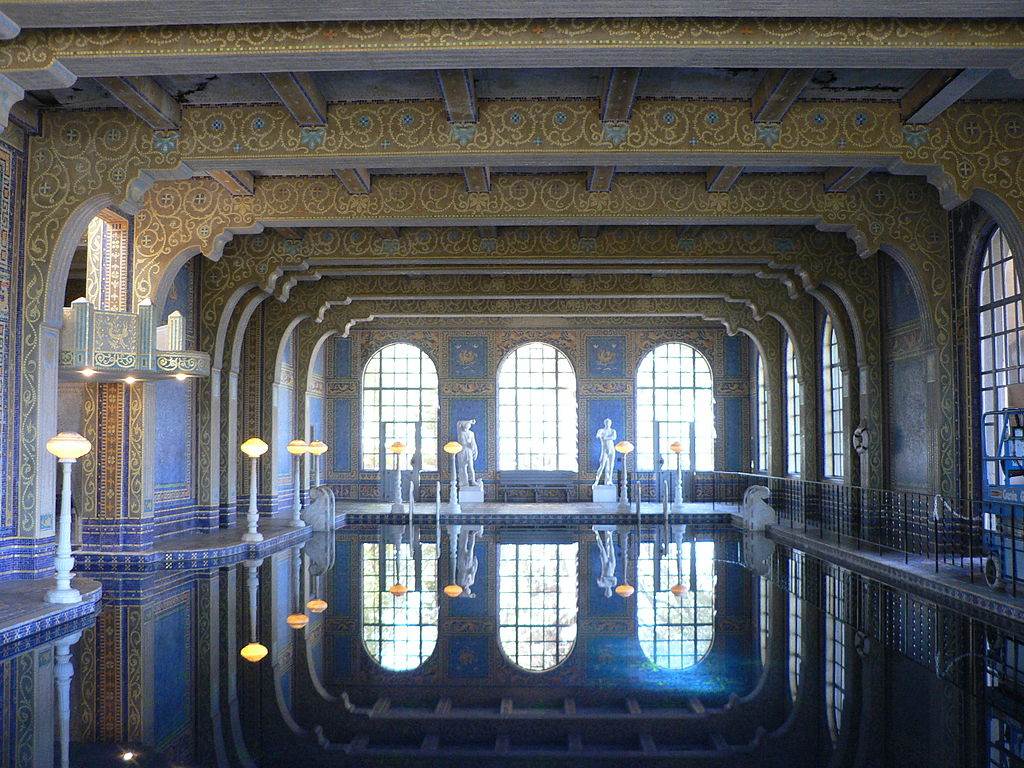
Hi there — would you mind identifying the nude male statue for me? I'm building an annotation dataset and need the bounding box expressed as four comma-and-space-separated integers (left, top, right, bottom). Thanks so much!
593, 418, 617, 487
455, 419, 479, 487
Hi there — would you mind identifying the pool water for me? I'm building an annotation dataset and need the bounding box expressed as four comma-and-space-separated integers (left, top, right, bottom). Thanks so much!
2, 522, 1022, 767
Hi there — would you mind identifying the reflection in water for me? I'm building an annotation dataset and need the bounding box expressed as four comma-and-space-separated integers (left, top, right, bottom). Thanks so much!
498, 542, 578, 671
759, 576, 771, 667
788, 549, 805, 700
361, 538, 438, 671
824, 565, 849, 742
637, 540, 715, 670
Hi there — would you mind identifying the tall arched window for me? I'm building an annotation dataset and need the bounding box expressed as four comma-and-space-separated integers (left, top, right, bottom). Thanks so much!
977, 226, 1023, 487
498, 542, 578, 670
361, 541, 439, 671
822, 317, 845, 479
785, 338, 802, 476
636, 342, 715, 472
637, 540, 715, 670
756, 354, 770, 472
497, 343, 578, 471
788, 550, 804, 702
361, 343, 439, 471
825, 566, 848, 742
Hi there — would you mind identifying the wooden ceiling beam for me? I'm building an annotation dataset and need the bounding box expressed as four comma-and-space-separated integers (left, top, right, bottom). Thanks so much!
599, 67, 641, 122
436, 69, 477, 123
264, 72, 327, 127
209, 169, 255, 196
706, 166, 743, 193
587, 166, 616, 192
751, 69, 814, 123
822, 166, 871, 193
332, 167, 371, 195
900, 68, 991, 124
463, 166, 491, 193
95, 76, 180, 130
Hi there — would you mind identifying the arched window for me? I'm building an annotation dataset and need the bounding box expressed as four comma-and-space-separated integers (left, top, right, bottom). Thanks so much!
637, 540, 715, 670
977, 226, 1023, 487
361, 541, 439, 671
759, 576, 771, 668
497, 343, 578, 471
785, 338, 802, 476
636, 342, 715, 472
361, 343, 439, 471
756, 353, 770, 472
498, 542, 578, 670
788, 550, 805, 702
822, 317, 845, 479
825, 566, 848, 742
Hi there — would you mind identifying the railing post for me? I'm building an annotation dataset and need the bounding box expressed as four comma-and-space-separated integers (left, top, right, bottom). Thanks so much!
1012, 506, 1018, 598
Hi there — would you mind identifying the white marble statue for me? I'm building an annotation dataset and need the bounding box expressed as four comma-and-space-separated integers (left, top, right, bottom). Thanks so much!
455, 419, 479, 487
456, 526, 482, 597
741, 485, 774, 532
593, 527, 617, 597
593, 418, 617, 487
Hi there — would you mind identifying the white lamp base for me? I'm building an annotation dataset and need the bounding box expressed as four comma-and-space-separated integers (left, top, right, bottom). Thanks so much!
592, 484, 617, 503
45, 586, 82, 605
459, 485, 484, 503
390, 502, 406, 514
242, 532, 264, 543
289, 518, 306, 528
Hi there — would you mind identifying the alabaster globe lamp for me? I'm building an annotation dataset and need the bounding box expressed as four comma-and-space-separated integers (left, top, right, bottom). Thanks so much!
443, 440, 463, 514
614, 440, 635, 506
45, 432, 92, 604
240, 437, 269, 543
307, 439, 328, 487
286, 439, 309, 527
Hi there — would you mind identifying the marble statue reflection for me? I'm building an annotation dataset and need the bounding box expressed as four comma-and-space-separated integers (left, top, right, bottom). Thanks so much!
593, 418, 617, 486
593, 527, 617, 597
456, 525, 482, 597
456, 419, 480, 487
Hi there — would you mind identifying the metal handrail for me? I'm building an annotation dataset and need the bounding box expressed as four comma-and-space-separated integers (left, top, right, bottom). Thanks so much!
703, 470, 1023, 595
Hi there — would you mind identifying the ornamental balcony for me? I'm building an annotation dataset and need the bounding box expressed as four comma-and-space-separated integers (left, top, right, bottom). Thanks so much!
58, 298, 210, 382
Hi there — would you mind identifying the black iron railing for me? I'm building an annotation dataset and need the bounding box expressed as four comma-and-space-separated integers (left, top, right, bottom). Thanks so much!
702, 471, 1024, 596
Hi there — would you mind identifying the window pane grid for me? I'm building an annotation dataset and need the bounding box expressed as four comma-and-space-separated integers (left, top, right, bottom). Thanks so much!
498, 543, 579, 670
786, 339, 802, 476
637, 541, 715, 670
636, 343, 715, 472
497, 343, 578, 471
361, 343, 439, 471
361, 542, 439, 671
788, 550, 804, 702
756, 355, 770, 472
759, 576, 771, 668
822, 318, 845, 478
825, 566, 848, 742
977, 227, 1022, 486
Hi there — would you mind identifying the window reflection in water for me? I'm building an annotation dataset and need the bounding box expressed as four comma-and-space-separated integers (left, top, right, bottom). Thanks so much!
637, 540, 715, 670
361, 541, 439, 671
789, 550, 805, 700
825, 565, 849, 741
759, 576, 771, 668
498, 543, 579, 671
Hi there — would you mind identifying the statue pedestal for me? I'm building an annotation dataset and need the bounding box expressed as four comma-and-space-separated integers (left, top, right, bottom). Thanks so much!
592, 484, 617, 503
460, 485, 485, 503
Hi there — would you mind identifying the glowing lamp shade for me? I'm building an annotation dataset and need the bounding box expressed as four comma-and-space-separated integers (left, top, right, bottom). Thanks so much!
614, 583, 635, 598
670, 583, 688, 597
286, 439, 309, 456
240, 642, 268, 663
669, 441, 683, 454
443, 441, 463, 455
388, 441, 406, 454
286, 612, 309, 629
388, 582, 409, 597
240, 437, 269, 459
614, 440, 635, 455
443, 583, 464, 598
306, 598, 328, 613
307, 440, 329, 456
46, 432, 92, 461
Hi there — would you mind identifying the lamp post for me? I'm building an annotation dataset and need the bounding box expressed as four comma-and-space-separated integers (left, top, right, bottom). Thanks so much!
45, 432, 91, 604
240, 437, 268, 543
53, 630, 82, 768
443, 441, 463, 514
615, 440, 634, 507
308, 439, 328, 488
286, 439, 309, 527
670, 440, 685, 513
286, 545, 309, 629
240, 558, 268, 663
388, 441, 406, 513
